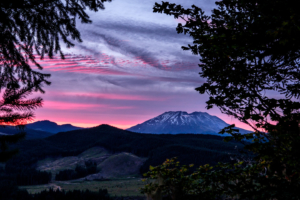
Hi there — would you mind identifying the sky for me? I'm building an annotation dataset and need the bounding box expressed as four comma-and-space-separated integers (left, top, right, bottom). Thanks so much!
31, 0, 254, 131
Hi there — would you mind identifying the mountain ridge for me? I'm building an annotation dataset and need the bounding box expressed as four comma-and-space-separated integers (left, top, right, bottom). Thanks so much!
26, 120, 83, 133
0, 126, 54, 140
127, 111, 252, 135
8, 123, 244, 177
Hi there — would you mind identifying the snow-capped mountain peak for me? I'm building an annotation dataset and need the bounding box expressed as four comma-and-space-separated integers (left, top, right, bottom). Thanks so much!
127, 111, 251, 135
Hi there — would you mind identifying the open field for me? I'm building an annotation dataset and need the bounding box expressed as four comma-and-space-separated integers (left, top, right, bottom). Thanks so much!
20, 178, 148, 197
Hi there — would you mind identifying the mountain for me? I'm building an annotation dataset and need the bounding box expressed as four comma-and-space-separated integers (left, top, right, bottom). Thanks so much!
26, 120, 83, 133
7, 124, 245, 176
127, 111, 252, 135
0, 126, 54, 140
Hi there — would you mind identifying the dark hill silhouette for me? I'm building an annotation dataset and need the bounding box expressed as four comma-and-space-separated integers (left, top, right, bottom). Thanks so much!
0, 126, 53, 140
7, 124, 247, 176
26, 120, 83, 133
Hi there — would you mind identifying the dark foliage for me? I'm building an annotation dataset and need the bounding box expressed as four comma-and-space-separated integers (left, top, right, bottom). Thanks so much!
0, 133, 25, 162
2, 125, 248, 185
154, 0, 300, 130
85, 160, 98, 174
14, 169, 51, 185
32, 188, 111, 200
141, 0, 300, 199
0, 126, 54, 140
112, 197, 145, 200
0, 180, 112, 200
0, 166, 51, 185
0, 0, 111, 162
55, 169, 77, 181
55, 161, 99, 181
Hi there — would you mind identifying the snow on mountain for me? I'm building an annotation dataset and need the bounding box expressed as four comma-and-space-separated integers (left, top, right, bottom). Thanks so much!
127, 111, 251, 135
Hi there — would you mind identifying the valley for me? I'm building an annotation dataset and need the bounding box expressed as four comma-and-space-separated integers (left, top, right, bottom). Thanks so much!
1, 116, 250, 198
18, 147, 149, 197
20, 178, 146, 197
36, 146, 146, 180
3, 144, 151, 197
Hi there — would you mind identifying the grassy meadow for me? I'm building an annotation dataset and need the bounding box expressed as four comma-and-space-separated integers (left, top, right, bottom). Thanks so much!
20, 178, 147, 197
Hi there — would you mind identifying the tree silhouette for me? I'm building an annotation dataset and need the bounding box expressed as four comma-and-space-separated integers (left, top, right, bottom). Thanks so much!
140, 1, 300, 199
0, 0, 111, 162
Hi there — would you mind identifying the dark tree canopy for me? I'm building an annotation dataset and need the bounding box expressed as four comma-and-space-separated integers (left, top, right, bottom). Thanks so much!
154, 0, 300, 133
0, 0, 111, 161
140, 1, 300, 199
0, 0, 111, 125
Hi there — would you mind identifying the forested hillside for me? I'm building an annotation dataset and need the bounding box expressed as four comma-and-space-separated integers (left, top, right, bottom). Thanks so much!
0, 126, 53, 140
1, 124, 246, 185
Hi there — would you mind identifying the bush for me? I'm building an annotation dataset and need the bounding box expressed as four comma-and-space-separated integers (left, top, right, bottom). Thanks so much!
55, 161, 100, 181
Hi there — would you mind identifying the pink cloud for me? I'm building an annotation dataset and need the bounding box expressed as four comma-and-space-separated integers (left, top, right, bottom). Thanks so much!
42, 100, 105, 110
50, 66, 131, 75
34, 53, 199, 74
41, 100, 135, 111
29, 53, 140, 75
51, 92, 169, 101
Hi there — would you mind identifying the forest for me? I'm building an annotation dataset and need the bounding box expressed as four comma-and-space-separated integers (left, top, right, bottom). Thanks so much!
0, 182, 112, 200
55, 161, 99, 181
0, 124, 246, 186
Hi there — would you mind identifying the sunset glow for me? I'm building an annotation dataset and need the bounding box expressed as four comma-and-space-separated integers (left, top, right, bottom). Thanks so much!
23, 0, 256, 132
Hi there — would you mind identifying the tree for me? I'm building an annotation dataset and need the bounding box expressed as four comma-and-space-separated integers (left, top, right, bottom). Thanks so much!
0, 133, 25, 162
0, 0, 111, 162
141, 1, 300, 199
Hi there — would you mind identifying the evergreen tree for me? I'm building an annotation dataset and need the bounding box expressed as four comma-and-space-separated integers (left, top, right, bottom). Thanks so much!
141, 1, 300, 199
0, 133, 25, 162
0, 0, 111, 162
